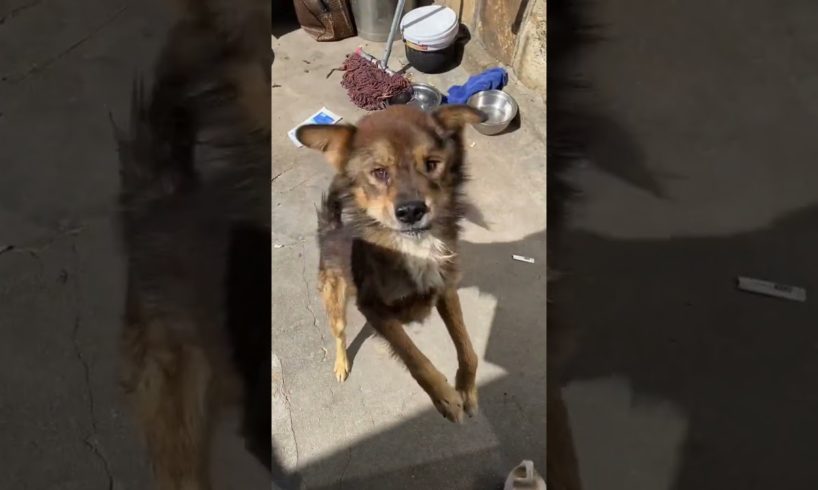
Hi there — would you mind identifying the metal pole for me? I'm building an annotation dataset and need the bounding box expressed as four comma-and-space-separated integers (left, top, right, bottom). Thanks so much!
381, 0, 407, 70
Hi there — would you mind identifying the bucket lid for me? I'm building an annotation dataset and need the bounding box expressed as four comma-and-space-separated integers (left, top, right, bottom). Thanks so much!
400, 6, 458, 44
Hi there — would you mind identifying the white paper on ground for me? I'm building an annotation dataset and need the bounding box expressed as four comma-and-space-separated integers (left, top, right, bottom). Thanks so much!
736, 276, 806, 302
288, 107, 343, 147
512, 254, 535, 264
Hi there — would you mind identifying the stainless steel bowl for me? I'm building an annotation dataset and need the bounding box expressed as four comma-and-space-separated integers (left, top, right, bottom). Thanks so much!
388, 83, 443, 112
467, 89, 518, 135
408, 84, 443, 112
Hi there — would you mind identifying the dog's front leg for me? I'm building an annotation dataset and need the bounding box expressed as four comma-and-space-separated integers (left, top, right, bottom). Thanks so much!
318, 269, 350, 382
365, 312, 466, 423
436, 288, 479, 416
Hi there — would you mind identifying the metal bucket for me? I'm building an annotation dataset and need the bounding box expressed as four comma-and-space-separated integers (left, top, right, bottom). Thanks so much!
350, 0, 417, 42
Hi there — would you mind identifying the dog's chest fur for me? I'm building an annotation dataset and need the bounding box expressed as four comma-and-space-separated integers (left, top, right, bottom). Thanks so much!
393, 234, 451, 294
350, 232, 454, 310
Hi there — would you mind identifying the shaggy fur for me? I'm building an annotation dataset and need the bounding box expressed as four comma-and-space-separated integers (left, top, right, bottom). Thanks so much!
114, 0, 274, 488
297, 105, 485, 423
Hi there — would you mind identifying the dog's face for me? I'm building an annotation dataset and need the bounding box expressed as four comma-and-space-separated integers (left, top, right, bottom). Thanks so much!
298, 105, 484, 236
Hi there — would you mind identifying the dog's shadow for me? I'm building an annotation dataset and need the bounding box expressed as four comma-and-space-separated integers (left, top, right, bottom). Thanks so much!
347, 322, 376, 371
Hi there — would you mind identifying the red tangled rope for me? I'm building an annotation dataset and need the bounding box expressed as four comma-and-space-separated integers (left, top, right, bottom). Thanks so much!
340, 52, 412, 111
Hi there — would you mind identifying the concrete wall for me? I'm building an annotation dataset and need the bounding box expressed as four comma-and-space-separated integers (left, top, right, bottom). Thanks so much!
511, 0, 546, 92
439, 0, 546, 92
478, 0, 525, 65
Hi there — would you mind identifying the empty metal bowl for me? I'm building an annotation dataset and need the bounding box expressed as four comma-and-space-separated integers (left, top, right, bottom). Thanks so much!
388, 83, 443, 112
467, 89, 518, 135
408, 84, 443, 112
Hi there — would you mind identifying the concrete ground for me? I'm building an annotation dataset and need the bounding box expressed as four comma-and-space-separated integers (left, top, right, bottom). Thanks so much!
9, 0, 815, 488
0, 1, 548, 488
552, 0, 818, 488
0, 1, 164, 488
270, 28, 548, 490
0, 0, 266, 489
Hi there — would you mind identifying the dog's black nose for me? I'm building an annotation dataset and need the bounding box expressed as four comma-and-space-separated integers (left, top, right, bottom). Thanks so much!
395, 201, 428, 224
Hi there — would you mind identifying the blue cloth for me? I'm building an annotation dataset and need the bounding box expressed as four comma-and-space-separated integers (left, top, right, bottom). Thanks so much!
444, 67, 509, 104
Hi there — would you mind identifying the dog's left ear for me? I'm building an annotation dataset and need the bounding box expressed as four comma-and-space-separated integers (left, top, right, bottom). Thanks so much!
296, 124, 356, 171
433, 105, 487, 133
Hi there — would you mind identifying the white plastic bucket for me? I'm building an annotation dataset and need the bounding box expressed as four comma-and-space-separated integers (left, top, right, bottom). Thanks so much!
400, 5, 459, 52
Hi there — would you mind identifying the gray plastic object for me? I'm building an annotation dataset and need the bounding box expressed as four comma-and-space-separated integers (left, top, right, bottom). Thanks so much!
504, 460, 547, 490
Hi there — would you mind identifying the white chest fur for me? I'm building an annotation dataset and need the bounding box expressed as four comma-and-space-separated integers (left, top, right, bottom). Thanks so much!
393, 234, 454, 293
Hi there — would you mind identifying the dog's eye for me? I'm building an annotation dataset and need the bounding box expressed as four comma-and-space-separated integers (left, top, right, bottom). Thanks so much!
371, 167, 389, 182
425, 158, 441, 173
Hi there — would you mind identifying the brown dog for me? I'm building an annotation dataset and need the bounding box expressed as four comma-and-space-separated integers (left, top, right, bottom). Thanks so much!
297, 105, 485, 422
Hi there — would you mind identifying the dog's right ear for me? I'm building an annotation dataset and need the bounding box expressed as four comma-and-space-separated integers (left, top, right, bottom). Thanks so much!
433, 105, 487, 132
296, 125, 356, 171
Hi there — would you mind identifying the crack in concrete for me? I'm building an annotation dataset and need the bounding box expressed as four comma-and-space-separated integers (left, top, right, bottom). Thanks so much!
355, 388, 377, 427
282, 178, 310, 193
364, 402, 376, 427
299, 242, 324, 343
398, 392, 417, 416
271, 164, 297, 183
0, 225, 84, 261
72, 315, 116, 490
0, 0, 44, 25
9, 4, 129, 83
69, 241, 116, 490
504, 392, 536, 429
278, 364, 301, 470
338, 447, 353, 489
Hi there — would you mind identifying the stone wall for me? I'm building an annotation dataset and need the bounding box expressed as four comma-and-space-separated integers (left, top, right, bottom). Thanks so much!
511, 0, 546, 92
438, 0, 546, 92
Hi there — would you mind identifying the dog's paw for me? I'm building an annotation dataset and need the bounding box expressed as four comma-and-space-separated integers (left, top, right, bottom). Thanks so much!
432, 384, 465, 423
458, 385, 479, 417
334, 355, 350, 382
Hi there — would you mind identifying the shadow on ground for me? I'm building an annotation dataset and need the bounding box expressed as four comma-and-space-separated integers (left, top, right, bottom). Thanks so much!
272, 1, 300, 39
545, 0, 660, 233
271, 229, 548, 490
551, 204, 818, 489
546, 0, 818, 487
